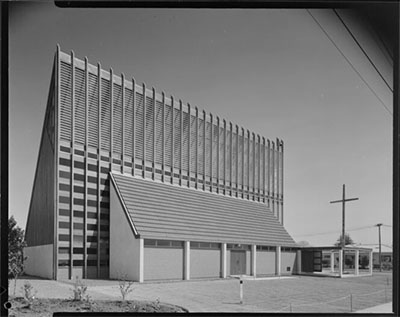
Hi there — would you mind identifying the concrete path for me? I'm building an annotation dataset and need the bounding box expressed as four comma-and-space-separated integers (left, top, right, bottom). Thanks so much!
355, 302, 392, 313
9, 273, 393, 313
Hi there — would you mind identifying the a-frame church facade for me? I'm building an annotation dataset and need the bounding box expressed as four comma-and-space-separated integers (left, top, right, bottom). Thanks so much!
24, 46, 299, 281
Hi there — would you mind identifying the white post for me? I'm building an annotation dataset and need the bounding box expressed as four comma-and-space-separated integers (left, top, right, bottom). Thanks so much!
239, 277, 243, 304
276, 246, 281, 276
331, 251, 335, 273
184, 241, 190, 280
338, 249, 343, 278
221, 243, 227, 278
355, 250, 359, 276
251, 245, 256, 277
369, 250, 373, 275
296, 250, 302, 274
139, 238, 144, 283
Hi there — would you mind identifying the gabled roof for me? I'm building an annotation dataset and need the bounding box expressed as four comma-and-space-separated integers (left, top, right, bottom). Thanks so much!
110, 172, 297, 247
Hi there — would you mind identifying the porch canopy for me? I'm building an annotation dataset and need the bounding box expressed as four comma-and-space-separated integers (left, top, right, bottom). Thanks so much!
300, 245, 373, 278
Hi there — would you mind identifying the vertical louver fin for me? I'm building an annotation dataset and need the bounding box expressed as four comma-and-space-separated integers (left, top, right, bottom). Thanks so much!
135, 92, 144, 161
190, 115, 196, 172
244, 136, 249, 191
88, 73, 99, 148
254, 136, 260, 192
205, 121, 211, 178
182, 110, 190, 173
219, 127, 224, 181
145, 96, 154, 162
249, 138, 253, 193
231, 130, 237, 188
226, 129, 231, 184
113, 83, 123, 154
100, 78, 111, 151
238, 134, 243, 188
74, 67, 86, 145
164, 103, 172, 167
211, 124, 218, 183
155, 100, 163, 165
60, 61, 72, 141
173, 106, 181, 170
198, 118, 204, 176
124, 87, 133, 157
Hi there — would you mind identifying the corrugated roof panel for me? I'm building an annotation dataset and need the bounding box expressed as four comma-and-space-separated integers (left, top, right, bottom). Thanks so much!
111, 173, 296, 247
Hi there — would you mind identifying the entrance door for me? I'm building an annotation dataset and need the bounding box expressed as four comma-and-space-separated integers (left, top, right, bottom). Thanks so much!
301, 250, 314, 273
301, 250, 323, 273
230, 250, 246, 275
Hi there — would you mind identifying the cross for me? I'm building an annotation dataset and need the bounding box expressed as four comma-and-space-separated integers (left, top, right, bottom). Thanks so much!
330, 184, 359, 248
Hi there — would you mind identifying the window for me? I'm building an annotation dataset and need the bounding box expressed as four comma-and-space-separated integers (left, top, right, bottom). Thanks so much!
144, 239, 183, 248
190, 241, 221, 249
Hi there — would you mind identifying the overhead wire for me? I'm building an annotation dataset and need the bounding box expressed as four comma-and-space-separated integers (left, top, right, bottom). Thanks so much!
365, 16, 393, 66
333, 9, 393, 93
293, 223, 391, 238
306, 9, 393, 117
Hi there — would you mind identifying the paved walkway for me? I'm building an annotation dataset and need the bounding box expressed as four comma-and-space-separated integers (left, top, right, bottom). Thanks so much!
355, 302, 392, 313
9, 273, 393, 313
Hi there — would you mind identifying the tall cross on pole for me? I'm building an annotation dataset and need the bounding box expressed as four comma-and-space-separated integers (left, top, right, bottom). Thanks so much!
330, 184, 359, 248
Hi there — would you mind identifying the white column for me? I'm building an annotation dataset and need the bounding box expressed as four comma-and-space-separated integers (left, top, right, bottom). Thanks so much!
331, 251, 335, 273
251, 245, 256, 277
139, 238, 144, 283
184, 241, 190, 280
355, 250, 359, 276
296, 250, 302, 274
369, 250, 373, 275
275, 246, 281, 276
221, 243, 227, 278
338, 249, 343, 278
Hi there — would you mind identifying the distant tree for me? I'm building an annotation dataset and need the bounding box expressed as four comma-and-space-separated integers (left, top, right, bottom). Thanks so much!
297, 241, 311, 247
334, 233, 354, 247
9, 215, 27, 296
360, 255, 369, 269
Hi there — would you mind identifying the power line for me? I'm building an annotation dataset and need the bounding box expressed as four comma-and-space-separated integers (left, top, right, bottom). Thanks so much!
306, 9, 393, 117
365, 15, 393, 67
293, 224, 375, 238
333, 9, 393, 93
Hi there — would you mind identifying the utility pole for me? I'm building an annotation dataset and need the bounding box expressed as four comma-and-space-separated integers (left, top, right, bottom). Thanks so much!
330, 184, 359, 271
376, 223, 383, 272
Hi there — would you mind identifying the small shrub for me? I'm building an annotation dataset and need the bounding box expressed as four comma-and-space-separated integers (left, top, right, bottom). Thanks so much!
71, 276, 89, 302
118, 275, 134, 301
21, 281, 37, 308
8, 216, 27, 297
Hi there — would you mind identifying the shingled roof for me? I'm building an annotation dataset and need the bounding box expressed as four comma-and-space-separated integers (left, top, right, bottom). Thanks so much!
110, 172, 297, 247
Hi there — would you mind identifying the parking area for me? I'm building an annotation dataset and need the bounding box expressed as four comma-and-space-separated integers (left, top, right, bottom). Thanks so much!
9, 272, 392, 313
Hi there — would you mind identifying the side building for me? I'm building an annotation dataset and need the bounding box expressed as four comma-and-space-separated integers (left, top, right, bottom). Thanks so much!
24, 46, 298, 281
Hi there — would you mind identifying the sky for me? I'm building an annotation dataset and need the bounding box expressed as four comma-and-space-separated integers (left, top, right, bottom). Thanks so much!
9, 3, 393, 247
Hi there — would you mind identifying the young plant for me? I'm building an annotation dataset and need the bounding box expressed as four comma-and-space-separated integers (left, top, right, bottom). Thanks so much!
71, 276, 89, 302
118, 275, 134, 301
21, 281, 37, 308
8, 216, 27, 297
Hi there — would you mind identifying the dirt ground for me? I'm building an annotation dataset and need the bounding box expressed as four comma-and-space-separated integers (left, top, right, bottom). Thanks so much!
9, 297, 188, 316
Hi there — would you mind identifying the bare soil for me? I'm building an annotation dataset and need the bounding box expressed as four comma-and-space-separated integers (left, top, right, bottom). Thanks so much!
9, 297, 188, 316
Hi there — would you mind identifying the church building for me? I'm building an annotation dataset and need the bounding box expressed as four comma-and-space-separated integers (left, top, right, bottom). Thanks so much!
24, 46, 298, 281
